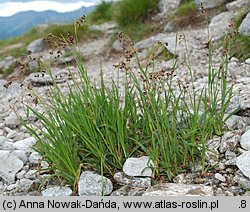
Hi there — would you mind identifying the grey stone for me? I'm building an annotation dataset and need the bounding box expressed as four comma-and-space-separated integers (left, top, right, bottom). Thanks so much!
225, 158, 237, 166
135, 34, 184, 55
239, 12, 250, 36
89, 22, 116, 34
0, 139, 14, 151
240, 129, 250, 150
163, 22, 176, 33
228, 61, 239, 76
239, 96, 250, 114
205, 137, 221, 166
42, 186, 72, 196
114, 172, 151, 188
173, 174, 195, 184
13, 137, 36, 152
246, 58, 250, 64
4, 111, 21, 128
225, 150, 237, 166
226, 0, 250, 11
0, 182, 6, 192
0, 81, 20, 102
27, 38, 44, 53
143, 183, 213, 196
127, 187, 146, 196
0, 56, 15, 71
191, 162, 204, 172
29, 152, 42, 164
123, 156, 154, 177
11, 150, 28, 163
225, 150, 237, 160
158, 0, 181, 16
110, 186, 130, 196
0, 150, 24, 183
225, 115, 244, 130
111, 186, 146, 196
205, 149, 219, 166
194, 0, 227, 9
219, 130, 241, 153
216, 162, 226, 171
17, 179, 34, 191
16, 170, 26, 179
6, 129, 18, 140
24, 170, 38, 180
226, 168, 235, 174
238, 147, 248, 154
206, 136, 221, 150
7, 184, 17, 191
25, 69, 68, 86
112, 40, 123, 52
236, 151, 250, 179
209, 12, 236, 41
215, 173, 226, 182
234, 173, 250, 189
230, 57, 239, 62
78, 171, 113, 196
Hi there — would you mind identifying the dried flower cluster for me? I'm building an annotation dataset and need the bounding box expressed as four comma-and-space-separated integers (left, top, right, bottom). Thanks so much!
75, 15, 87, 29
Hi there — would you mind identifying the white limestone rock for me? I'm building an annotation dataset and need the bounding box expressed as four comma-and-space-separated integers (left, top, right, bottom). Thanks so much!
123, 156, 154, 177
0, 150, 24, 183
78, 171, 113, 196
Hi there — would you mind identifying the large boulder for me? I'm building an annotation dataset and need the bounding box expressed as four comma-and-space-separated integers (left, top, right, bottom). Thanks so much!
158, 0, 181, 17
239, 12, 250, 36
27, 38, 44, 53
209, 12, 237, 41
226, 0, 250, 11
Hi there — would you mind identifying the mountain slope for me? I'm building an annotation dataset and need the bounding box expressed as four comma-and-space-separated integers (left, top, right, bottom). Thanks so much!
0, 6, 95, 39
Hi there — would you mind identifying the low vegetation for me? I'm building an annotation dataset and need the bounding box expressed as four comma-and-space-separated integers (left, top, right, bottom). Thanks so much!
0, 0, 160, 61
87, 0, 113, 24
115, 0, 159, 27
222, 10, 250, 61
0, 23, 101, 60
19, 17, 236, 192
175, 1, 197, 17
1, 0, 248, 194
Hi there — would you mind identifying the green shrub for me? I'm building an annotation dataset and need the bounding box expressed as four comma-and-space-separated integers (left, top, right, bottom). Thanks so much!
88, 0, 114, 24
115, 0, 159, 27
176, 1, 197, 17
224, 34, 250, 62
222, 10, 250, 61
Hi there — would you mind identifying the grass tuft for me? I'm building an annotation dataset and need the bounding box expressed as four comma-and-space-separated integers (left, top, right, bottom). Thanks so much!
115, 0, 159, 27
19, 23, 236, 190
176, 1, 197, 17
88, 0, 114, 24
222, 10, 250, 61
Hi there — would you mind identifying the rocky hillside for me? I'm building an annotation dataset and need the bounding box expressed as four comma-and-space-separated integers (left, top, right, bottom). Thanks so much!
0, 6, 95, 39
0, 0, 250, 196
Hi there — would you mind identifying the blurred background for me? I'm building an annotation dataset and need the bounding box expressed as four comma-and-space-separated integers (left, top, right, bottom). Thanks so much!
0, 0, 102, 39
